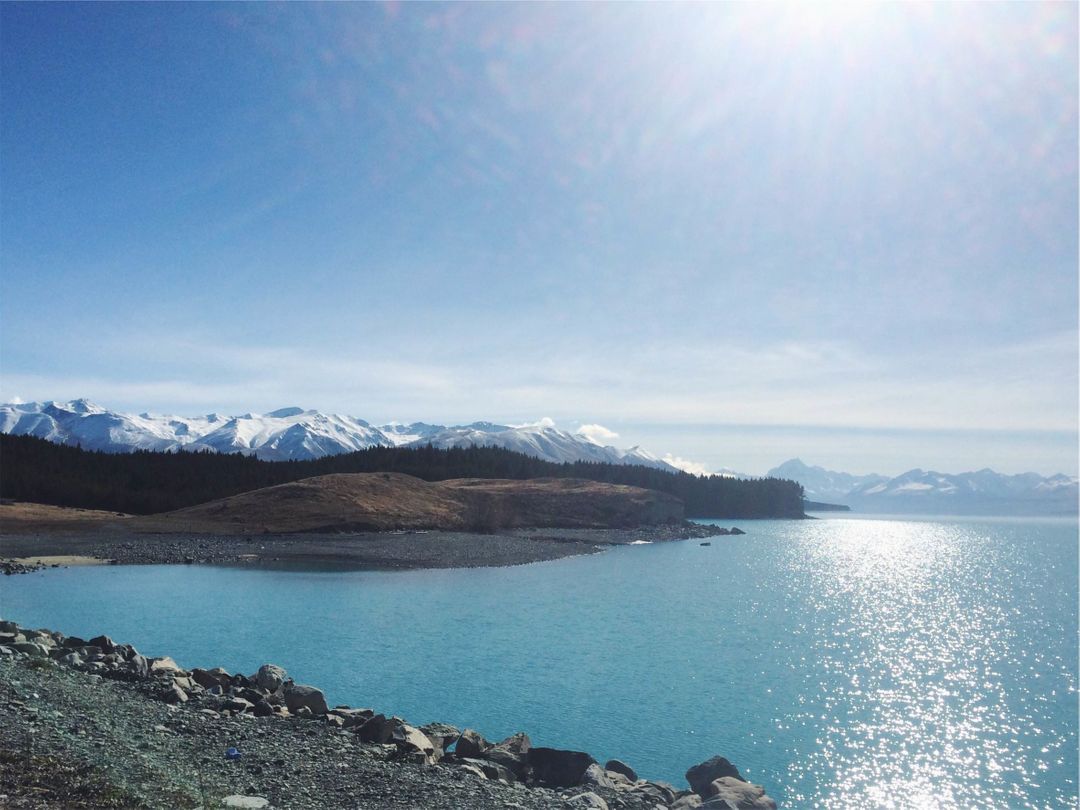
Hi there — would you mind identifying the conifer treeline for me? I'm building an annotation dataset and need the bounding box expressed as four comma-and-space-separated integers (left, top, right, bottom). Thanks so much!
0, 434, 805, 519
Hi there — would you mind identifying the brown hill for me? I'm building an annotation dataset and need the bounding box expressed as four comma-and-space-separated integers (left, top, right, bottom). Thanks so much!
128, 473, 683, 534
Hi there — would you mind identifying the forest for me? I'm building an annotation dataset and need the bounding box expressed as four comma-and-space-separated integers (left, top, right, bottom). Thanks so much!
0, 434, 805, 519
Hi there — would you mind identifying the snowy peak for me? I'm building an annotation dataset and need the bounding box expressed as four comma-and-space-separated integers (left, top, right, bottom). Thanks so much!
1, 400, 678, 470
768, 458, 888, 501
773, 458, 1078, 516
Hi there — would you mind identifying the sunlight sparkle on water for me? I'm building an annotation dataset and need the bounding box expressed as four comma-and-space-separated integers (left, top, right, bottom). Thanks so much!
782, 519, 1077, 808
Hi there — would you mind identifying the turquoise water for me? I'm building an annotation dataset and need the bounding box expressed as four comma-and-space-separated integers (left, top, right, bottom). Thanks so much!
2, 515, 1077, 808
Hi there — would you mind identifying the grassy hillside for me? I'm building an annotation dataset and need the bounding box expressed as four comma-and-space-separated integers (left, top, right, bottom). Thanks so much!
0, 434, 805, 519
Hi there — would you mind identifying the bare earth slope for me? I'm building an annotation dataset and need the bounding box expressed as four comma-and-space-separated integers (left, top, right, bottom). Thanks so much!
128, 473, 684, 534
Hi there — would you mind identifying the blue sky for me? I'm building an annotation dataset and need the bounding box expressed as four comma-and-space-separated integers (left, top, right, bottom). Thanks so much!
1, 2, 1076, 476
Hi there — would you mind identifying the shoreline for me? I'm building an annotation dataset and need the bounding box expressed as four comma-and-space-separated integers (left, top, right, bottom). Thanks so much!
0, 619, 777, 809
1, 523, 730, 574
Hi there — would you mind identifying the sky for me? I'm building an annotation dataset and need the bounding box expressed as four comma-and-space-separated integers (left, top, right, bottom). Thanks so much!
1, 2, 1076, 477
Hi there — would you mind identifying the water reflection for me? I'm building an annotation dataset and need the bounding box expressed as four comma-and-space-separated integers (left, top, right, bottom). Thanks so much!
784, 519, 1077, 808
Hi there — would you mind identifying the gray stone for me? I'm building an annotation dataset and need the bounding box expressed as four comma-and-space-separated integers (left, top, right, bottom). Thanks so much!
162, 684, 188, 704
454, 728, 491, 758
88, 635, 117, 654
527, 747, 597, 787
686, 755, 743, 797
255, 663, 287, 693
191, 667, 231, 689
703, 777, 776, 810
582, 763, 615, 790
566, 792, 608, 809
223, 697, 254, 713
671, 796, 704, 810
605, 759, 638, 782
283, 683, 328, 716
11, 642, 48, 658
355, 714, 397, 744
392, 723, 437, 764
221, 797, 269, 809
485, 732, 531, 776
149, 656, 182, 674
457, 757, 516, 783
419, 722, 460, 758
0, 620, 18, 634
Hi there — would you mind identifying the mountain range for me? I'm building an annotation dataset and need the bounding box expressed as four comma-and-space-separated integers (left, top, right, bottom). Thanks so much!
0, 399, 677, 471
3, 400, 1075, 516
767, 458, 1078, 516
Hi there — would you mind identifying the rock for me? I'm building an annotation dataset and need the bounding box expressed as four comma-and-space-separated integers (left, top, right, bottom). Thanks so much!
162, 684, 188, 704
252, 700, 274, 717
566, 792, 608, 809
671, 795, 704, 809
329, 707, 374, 729
605, 759, 637, 782
355, 714, 396, 744
527, 747, 598, 787
686, 755, 743, 797
0, 620, 18, 634
703, 777, 776, 809
223, 697, 254, 714
127, 654, 149, 679
88, 635, 117, 654
730, 527, 745, 535
11, 642, 48, 658
62, 636, 87, 649
454, 728, 491, 758
192, 667, 232, 689
457, 757, 516, 783
484, 732, 531, 776
456, 762, 487, 780
582, 763, 615, 790
255, 663, 287, 692
283, 684, 328, 716
392, 723, 437, 764
631, 781, 677, 804
149, 656, 182, 674
419, 722, 460, 758
221, 795, 269, 808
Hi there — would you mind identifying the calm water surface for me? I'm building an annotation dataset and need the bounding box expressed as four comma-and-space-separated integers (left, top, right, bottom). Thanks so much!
2, 515, 1076, 808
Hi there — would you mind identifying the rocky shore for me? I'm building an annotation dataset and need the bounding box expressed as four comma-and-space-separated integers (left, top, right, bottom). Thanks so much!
0, 619, 776, 809
1, 522, 729, 573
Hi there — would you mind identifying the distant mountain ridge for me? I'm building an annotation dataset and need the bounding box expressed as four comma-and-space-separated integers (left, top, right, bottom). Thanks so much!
767, 458, 1078, 516
0, 400, 679, 472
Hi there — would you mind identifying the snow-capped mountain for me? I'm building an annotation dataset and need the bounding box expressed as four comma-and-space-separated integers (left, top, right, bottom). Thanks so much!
769, 458, 1078, 516
0, 400, 677, 470
767, 458, 888, 501
384, 421, 676, 471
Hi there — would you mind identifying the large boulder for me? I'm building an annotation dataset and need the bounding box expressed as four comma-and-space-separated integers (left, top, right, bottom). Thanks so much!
484, 732, 531, 777
192, 668, 232, 689
703, 777, 776, 809
686, 755, 743, 797
11, 642, 48, 658
456, 757, 516, 784
454, 728, 491, 759
528, 747, 598, 787
392, 723, 437, 764
604, 759, 637, 782
283, 684, 328, 716
255, 664, 287, 693
419, 723, 460, 759
149, 656, 182, 674
582, 763, 615, 790
355, 714, 402, 744
88, 635, 117, 654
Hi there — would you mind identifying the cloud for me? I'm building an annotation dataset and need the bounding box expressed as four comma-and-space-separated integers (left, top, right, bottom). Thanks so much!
662, 454, 713, 476
574, 423, 619, 445
510, 417, 556, 429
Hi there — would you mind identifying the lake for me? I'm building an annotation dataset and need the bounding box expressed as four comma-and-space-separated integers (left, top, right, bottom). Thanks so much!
2, 515, 1076, 808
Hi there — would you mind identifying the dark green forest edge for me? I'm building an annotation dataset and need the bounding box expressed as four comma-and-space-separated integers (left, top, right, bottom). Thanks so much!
0, 434, 805, 519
